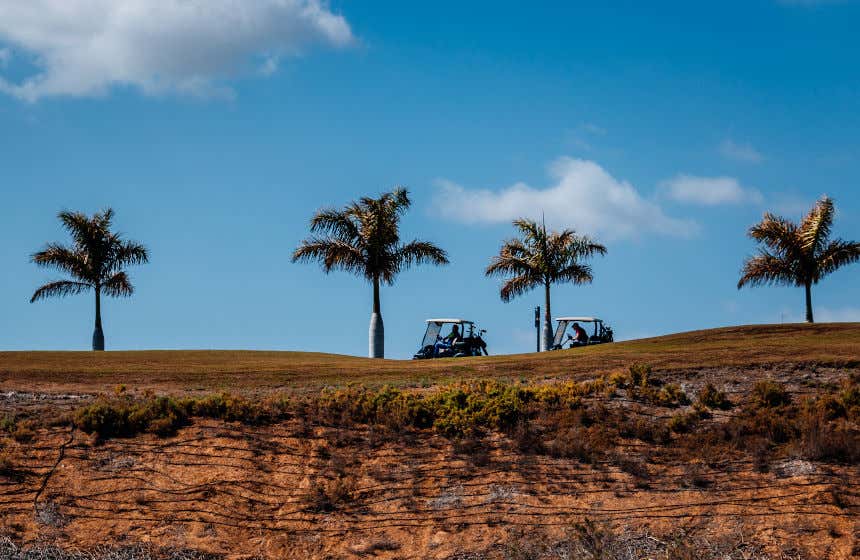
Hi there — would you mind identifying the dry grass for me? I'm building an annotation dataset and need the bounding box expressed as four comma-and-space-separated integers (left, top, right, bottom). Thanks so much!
1, 323, 858, 397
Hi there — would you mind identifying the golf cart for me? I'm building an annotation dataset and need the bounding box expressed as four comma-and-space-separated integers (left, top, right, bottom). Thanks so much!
551, 317, 613, 350
413, 318, 489, 359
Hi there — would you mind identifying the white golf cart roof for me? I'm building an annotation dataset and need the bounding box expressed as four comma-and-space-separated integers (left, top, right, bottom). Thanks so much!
555, 316, 602, 322
425, 318, 474, 324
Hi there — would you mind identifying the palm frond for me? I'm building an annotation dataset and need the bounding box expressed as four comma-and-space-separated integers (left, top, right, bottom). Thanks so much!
554, 263, 594, 285
485, 251, 537, 278
57, 210, 95, 249
108, 238, 149, 272
30, 280, 92, 303
395, 240, 449, 269
568, 236, 608, 259
748, 213, 800, 257
31, 244, 91, 280
102, 271, 135, 297
389, 187, 411, 216
292, 238, 368, 276
500, 274, 541, 302
815, 239, 860, 279
737, 251, 799, 288
310, 208, 360, 242
800, 196, 834, 255
512, 218, 542, 244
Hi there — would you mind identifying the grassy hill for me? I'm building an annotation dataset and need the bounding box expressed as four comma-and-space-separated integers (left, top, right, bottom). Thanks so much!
1, 323, 858, 396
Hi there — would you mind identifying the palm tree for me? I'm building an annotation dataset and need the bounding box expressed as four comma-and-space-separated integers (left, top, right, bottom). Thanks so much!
30, 208, 149, 351
486, 218, 607, 351
293, 188, 449, 358
738, 196, 859, 323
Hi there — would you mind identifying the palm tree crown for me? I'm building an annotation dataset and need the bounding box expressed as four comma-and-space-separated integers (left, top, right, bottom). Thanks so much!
30, 208, 149, 350
738, 196, 860, 323
486, 218, 606, 350
292, 188, 448, 357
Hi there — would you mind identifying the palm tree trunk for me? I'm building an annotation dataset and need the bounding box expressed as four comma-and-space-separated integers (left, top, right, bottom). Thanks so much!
93, 286, 105, 351
804, 281, 814, 324
369, 276, 384, 358
542, 282, 553, 351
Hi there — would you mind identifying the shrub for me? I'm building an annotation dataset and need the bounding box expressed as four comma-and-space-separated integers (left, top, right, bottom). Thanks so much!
697, 383, 732, 410
724, 406, 797, 445
75, 395, 187, 438
798, 408, 860, 464
628, 364, 651, 388
0, 415, 15, 433
752, 380, 790, 408
668, 410, 701, 434
547, 425, 610, 463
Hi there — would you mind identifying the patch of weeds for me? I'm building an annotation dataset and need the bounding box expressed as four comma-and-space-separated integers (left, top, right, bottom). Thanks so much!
305, 475, 356, 513
628, 364, 651, 388
668, 409, 703, 434
752, 380, 791, 408
797, 407, 860, 463
697, 383, 733, 410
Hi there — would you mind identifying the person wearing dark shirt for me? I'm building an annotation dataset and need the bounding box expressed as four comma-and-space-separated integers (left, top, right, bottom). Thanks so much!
570, 322, 589, 345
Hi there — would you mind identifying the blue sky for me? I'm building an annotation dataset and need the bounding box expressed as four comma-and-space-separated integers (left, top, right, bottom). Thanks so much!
1, 0, 858, 357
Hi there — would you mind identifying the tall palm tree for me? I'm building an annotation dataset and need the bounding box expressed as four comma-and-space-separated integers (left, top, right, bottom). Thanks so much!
738, 196, 859, 323
30, 208, 149, 351
293, 188, 449, 358
486, 218, 607, 351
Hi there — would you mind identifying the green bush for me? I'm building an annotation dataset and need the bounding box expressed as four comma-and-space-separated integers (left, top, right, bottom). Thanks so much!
75, 395, 188, 438
628, 364, 651, 388
697, 383, 732, 410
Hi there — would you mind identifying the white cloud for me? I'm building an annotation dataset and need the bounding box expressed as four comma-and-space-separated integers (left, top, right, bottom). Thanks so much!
720, 139, 764, 163
659, 175, 763, 206
434, 157, 696, 241
0, 0, 353, 101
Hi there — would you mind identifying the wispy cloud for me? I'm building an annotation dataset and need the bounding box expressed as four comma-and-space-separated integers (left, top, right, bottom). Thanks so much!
0, 0, 354, 101
771, 193, 813, 217
818, 307, 860, 322
434, 157, 696, 241
779, 306, 860, 323
659, 175, 763, 206
720, 139, 764, 164
0, 47, 10, 67
564, 123, 607, 151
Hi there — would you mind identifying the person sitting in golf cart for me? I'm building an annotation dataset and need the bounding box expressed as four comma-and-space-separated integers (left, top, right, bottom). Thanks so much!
434, 324, 462, 357
570, 322, 589, 345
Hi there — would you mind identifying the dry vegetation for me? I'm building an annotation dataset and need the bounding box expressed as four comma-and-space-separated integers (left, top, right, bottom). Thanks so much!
1, 324, 859, 559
